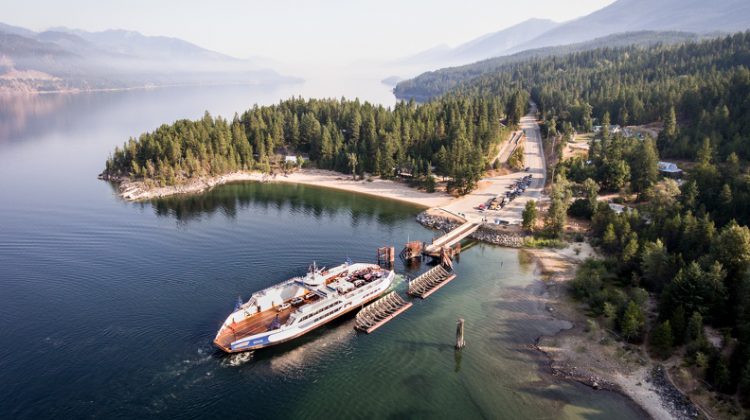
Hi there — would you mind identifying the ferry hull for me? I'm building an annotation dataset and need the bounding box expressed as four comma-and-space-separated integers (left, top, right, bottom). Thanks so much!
215, 289, 387, 353
214, 265, 394, 353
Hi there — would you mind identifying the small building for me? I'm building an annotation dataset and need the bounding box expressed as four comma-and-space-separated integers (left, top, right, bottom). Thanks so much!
284, 155, 307, 164
608, 203, 628, 214
592, 124, 621, 134
658, 161, 682, 178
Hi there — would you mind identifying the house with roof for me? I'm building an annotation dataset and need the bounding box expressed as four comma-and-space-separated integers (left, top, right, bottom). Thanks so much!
658, 161, 682, 178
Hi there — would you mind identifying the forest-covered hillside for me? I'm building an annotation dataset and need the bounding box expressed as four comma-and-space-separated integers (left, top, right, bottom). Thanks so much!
401, 32, 750, 162
103, 95, 522, 194
394, 31, 714, 101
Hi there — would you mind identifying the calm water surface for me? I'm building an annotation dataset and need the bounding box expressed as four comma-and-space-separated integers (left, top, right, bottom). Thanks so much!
0, 82, 644, 418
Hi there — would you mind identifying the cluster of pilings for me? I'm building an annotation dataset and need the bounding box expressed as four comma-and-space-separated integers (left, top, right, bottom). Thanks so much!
354, 291, 413, 334
377, 246, 395, 268
407, 264, 456, 299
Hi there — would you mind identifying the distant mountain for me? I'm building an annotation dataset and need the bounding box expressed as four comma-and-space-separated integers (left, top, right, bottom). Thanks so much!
0, 32, 73, 58
0, 22, 36, 38
49, 27, 235, 61
394, 31, 716, 101
450, 18, 558, 63
400, 0, 750, 70
510, 0, 750, 53
400, 18, 558, 67
0, 22, 298, 94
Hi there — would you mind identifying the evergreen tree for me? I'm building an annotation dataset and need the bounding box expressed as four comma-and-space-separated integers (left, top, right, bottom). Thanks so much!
686, 311, 704, 343
670, 305, 687, 346
631, 137, 659, 194
621, 300, 645, 342
522, 200, 537, 232
650, 320, 674, 359
583, 178, 599, 213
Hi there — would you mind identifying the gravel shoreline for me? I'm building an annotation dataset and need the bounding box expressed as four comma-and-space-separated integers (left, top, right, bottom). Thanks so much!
99, 170, 454, 208
526, 248, 701, 420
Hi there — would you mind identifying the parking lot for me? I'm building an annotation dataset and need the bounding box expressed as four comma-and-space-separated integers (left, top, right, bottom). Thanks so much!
442, 108, 546, 225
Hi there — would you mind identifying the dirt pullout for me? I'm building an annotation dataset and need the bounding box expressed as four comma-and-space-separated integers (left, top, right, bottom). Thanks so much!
526, 244, 698, 420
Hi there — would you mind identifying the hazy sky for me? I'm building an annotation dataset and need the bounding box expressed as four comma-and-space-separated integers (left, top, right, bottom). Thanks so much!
3, 0, 615, 64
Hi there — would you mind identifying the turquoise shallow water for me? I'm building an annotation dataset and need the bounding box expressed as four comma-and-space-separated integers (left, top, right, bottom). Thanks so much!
0, 86, 645, 419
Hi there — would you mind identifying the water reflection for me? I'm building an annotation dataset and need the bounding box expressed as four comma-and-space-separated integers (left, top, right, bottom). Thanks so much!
0, 93, 76, 142
146, 181, 423, 226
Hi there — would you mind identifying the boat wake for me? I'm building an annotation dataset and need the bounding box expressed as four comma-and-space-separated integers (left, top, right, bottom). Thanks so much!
387, 274, 407, 292
223, 351, 255, 367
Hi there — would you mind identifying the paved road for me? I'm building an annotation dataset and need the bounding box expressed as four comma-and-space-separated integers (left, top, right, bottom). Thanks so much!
443, 106, 546, 225
496, 130, 522, 164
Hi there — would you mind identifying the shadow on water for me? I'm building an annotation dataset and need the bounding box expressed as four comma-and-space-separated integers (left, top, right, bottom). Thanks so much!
146, 181, 422, 226
454, 348, 463, 372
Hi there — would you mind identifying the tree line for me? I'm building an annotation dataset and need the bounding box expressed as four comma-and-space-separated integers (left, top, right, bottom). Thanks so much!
443, 32, 750, 162
104, 95, 520, 194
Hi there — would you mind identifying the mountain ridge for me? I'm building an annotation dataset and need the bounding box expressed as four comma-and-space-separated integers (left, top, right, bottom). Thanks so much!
510, 0, 750, 53
400, 18, 558, 67
401, 0, 750, 69
0, 22, 296, 94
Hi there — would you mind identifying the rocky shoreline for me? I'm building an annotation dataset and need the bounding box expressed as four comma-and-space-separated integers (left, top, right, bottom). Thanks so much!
541, 349, 620, 392
98, 172, 251, 201
540, 352, 700, 420
650, 366, 701, 419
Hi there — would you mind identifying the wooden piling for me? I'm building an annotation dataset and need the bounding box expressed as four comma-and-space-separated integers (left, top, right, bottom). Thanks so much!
377, 246, 395, 267
456, 318, 465, 349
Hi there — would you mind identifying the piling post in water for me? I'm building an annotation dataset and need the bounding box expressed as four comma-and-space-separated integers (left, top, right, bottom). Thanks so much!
377, 246, 396, 268
455, 318, 465, 349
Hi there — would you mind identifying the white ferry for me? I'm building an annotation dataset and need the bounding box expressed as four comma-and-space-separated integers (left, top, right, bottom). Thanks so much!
214, 261, 395, 353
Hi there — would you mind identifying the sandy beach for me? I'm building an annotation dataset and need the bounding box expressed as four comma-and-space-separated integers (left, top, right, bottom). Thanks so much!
112, 169, 454, 208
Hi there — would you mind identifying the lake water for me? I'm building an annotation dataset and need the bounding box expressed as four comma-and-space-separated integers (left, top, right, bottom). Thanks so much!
0, 80, 644, 418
